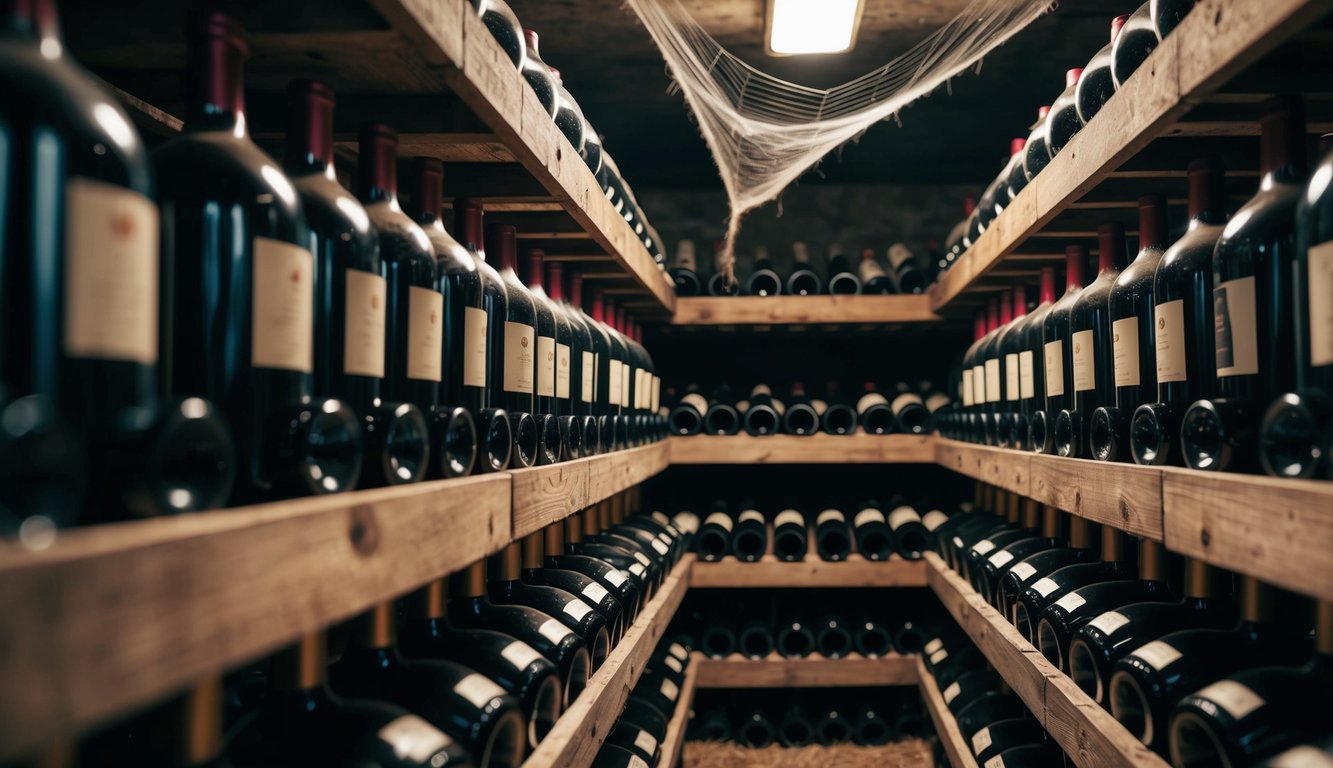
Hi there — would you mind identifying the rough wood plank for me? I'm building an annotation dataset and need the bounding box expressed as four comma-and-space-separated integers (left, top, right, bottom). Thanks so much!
658, 658, 698, 768
694, 652, 919, 689
0, 475, 512, 761
1046, 674, 1170, 768
670, 295, 940, 326
521, 556, 693, 768
690, 554, 927, 589
1162, 468, 1333, 602
585, 443, 669, 507
668, 434, 936, 465
918, 659, 981, 768
934, 439, 1031, 495
1029, 456, 1164, 542
511, 459, 592, 541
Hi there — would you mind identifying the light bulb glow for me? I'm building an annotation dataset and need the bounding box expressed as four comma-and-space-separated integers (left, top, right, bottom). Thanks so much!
767, 0, 863, 56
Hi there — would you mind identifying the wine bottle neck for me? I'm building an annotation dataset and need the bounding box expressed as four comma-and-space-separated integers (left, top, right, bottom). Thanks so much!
413, 578, 449, 620
350, 602, 396, 650
1038, 267, 1057, 304
186, 13, 250, 135
570, 274, 585, 310
522, 534, 545, 569
1139, 539, 1164, 581
272, 633, 327, 691
1065, 247, 1086, 291
1137, 196, 1167, 251
527, 251, 545, 290
496, 543, 522, 581
2, 0, 61, 45
408, 158, 445, 225
356, 124, 400, 206
284, 80, 336, 176
547, 263, 565, 301
455, 562, 487, 599
1097, 223, 1125, 273
488, 223, 520, 273
1240, 577, 1275, 624
454, 200, 485, 255
1187, 158, 1228, 226
178, 677, 223, 765
1260, 96, 1307, 186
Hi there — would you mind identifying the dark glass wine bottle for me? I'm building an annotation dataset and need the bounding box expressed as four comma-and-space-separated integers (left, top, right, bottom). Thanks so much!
779, 706, 815, 746
1047, 67, 1085, 156
1112, 2, 1160, 88
980, 296, 1010, 445
1022, 106, 1054, 183
1132, 158, 1228, 466
959, 311, 989, 442
777, 614, 816, 658
853, 616, 894, 658
1077, 16, 1128, 125
1014, 527, 1137, 644
555, 513, 645, 622
697, 501, 733, 562
669, 239, 701, 296
772, 507, 809, 561
743, 384, 784, 436
785, 241, 823, 295
825, 243, 861, 294
888, 503, 931, 560
969, 717, 1047, 764
488, 223, 540, 467
744, 246, 782, 296
490, 539, 615, 660
568, 273, 610, 450
1151, 0, 1194, 37
997, 285, 1029, 446
857, 382, 895, 435
546, 263, 599, 453
524, 248, 567, 462
890, 383, 931, 435
858, 249, 894, 294
519, 29, 557, 116
1093, 195, 1168, 462
1032, 246, 1086, 453
820, 381, 858, 435
155, 12, 360, 501
591, 290, 626, 449
471, 0, 524, 67
852, 500, 893, 561
815, 507, 852, 561
731, 501, 768, 562
1015, 268, 1057, 450
782, 382, 820, 435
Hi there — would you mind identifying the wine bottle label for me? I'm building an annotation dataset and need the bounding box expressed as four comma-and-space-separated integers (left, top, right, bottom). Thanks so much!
563, 599, 593, 621
924, 638, 945, 655
406, 286, 444, 382
891, 392, 924, 413
988, 550, 1015, 569
861, 258, 889, 281
251, 238, 314, 372
971, 539, 996, 556
1010, 562, 1038, 582
1194, 679, 1265, 719
580, 350, 596, 402
971, 726, 993, 756
628, 756, 649, 768
985, 358, 1001, 402
942, 681, 962, 704
817, 509, 846, 526
1072, 330, 1096, 391
1031, 577, 1060, 597
453, 673, 506, 708
582, 582, 609, 603
663, 655, 683, 674
926, 392, 950, 412
502, 321, 535, 394
535, 335, 556, 397
629, 562, 647, 577
1112, 316, 1140, 387
962, 370, 975, 407
1310, 241, 1333, 366
669, 642, 689, 661
930, 648, 949, 664
973, 363, 987, 404
538, 618, 574, 645
660, 678, 680, 702
609, 359, 623, 406
500, 641, 544, 670
775, 509, 805, 528
771, 398, 785, 416
752, 384, 772, 397
1044, 339, 1066, 396
1130, 639, 1181, 670
857, 392, 889, 412
704, 512, 734, 532
984, 755, 1006, 768
952, 536, 965, 550
1019, 350, 1036, 399
635, 730, 659, 756
651, 538, 670, 556
1054, 591, 1087, 613
1269, 746, 1333, 768
1214, 275, 1259, 377
1154, 300, 1188, 383
1088, 610, 1131, 636
737, 509, 764, 525
652, 376, 662, 413
639, 369, 650, 409
1005, 353, 1020, 400
680, 393, 709, 413
652, 511, 672, 526
64, 178, 159, 364
463, 306, 487, 387
343, 269, 387, 378
377, 715, 455, 762
604, 569, 629, 587
923, 509, 949, 531
632, 551, 652, 566
855, 508, 886, 527
556, 343, 571, 399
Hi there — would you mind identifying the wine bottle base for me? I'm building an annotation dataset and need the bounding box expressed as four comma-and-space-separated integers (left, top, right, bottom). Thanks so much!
1131, 402, 1179, 466
429, 405, 477, 478
1260, 391, 1331, 478
360, 401, 430, 487
474, 408, 513, 473
1090, 405, 1128, 463
509, 412, 539, 469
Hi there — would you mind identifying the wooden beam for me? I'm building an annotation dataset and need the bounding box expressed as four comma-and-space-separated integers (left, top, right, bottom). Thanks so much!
668, 434, 936, 465
671, 295, 940, 326
694, 652, 919, 689
690, 554, 927, 589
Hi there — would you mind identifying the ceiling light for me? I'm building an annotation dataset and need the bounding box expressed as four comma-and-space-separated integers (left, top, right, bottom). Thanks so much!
766, 0, 865, 56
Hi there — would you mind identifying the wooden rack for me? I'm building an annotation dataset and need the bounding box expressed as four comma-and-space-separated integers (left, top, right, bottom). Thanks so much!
668, 434, 936, 464
926, 553, 1169, 768
671, 295, 939, 327
658, 657, 698, 768
690, 554, 927, 589
694, 652, 918, 689
917, 659, 981, 768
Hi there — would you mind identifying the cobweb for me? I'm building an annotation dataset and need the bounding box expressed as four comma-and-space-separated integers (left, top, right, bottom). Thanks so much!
622, 0, 1054, 283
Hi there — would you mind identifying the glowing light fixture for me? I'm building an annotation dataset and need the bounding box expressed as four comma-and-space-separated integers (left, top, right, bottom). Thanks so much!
766, 0, 865, 56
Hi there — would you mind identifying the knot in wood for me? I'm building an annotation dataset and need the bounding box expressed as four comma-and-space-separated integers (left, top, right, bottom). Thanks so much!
348, 505, 380, 555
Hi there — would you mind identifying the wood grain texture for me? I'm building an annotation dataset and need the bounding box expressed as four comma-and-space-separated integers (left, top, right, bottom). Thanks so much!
925, 554, 1170, 768
694, 652, 919, 689
1162, 468, 1333, 602
658, 657, 698, 768
511, 459, 592, 540
1029, 456, 1164, 542
586, 443, 670, 507
521, 555, 693, 768
935, 439, 1031, 495
671, 295, 940, 326
690, 554, 927, 589
918, 659, 981, 768
669, 434, 936, 464
0, 475, 512, 761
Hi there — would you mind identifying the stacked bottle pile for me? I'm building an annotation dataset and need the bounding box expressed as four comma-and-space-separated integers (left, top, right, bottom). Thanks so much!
669, 239, 933, 297
688, 688, 925, 748
668, 382, 949, 437
937, 95, 1333, 480
933, 485, 1333, 765
936, 1, 1195, 276
692, 499, 947, 563
588, 638, 694, 768
0, 6, 667, 537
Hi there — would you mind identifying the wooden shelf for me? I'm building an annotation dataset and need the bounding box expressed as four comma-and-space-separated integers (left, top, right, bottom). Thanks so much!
521, 555, 693, 767
930, 0, 1333, 312
658, 656, 698, 768
918, 659, 980, 768
933, 438, 1333, 601
693, 652, 919, 689
671, 295, 939, 327
511, 443, 669, 540
925, 553, 1169, 768
669, 434, 936, 464
690, 554, 927, 589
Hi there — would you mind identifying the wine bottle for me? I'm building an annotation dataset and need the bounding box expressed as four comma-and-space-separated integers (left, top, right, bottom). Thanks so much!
894, 618, 929, 655
1068, 559, 1235, 706
820, 381, 859, 435
547, 67, 586, 159
744, 246, 782, 297
519, 29, 557, 117
994, 137, 1028, 215
891, 384, 932, 435
1056, 224, 1126, 458
329, 603, 527, 767
856, 382, 895, 434
886, 503, 930, 560
957, 311, 988, 442
942, 197, 978, 271
813, 709, 850, 745
232, 634, 473, 767
546, 262, 599, 455
667, 386, 706, 436
786, 241, 824, 295
524, 249, 570, 461
557, 513, 645, 623
742, 384, 784, 435
857, 248, 894, 294
485, 543, 612, 670
974, 504, 1065, 607
694, 709, 732, 742
1032, 247, 1086, 452
779, 706, 816, 747
853, 616, 895, 658
738, 618, 775, 659
815, 507, 852, 561
1256, 738, 1333, 767
997, 285, 1030, 447
772, 506, 809, 561
731, 501, 768, 562
889, 243, 928, 294
1013, 268, 1057, 451
777, 614, 816, 658
1112, 3, 1159, 88
1022, 105, 1054, 183
941, 668, 1005, 716
1077, 16, 1129, 125
604, 722, 659, 765
969, 717, 1047, 764
567, 273, 607, 453
699, 383, 739, 435
1014, 527, 1138, 644
1047, 68, 1085, 156
668, 239, 701, 296
825, 243, 861, 294
155, 12, 361, 501
1183, 97, 1306, 472
1130, 158, 1227, 466
739, 710, 777, 747
696, 501, 735, 561
963, 495, 1035, 588
700, 619, 737, 658
472, 0, 524, 67
996, 516, 1099, 620
0, 0, 234, 525
774, 381, 818, 435
1093, 195, 1169, 462
976, 298, 1004, 444
595, 293, 629, 449
853, 500, 894, 560
487, 223, 541, 467
516, 531, 626, 646
706, 240, 739, 296
955, 694, 1026, 741
813, 615, 852, 659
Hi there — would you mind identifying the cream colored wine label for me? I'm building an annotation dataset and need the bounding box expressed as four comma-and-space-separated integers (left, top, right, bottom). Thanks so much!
453, 673, 506, 708
891, 392, 923, 413
500, 641, 543, 670
988, 550, 1014, 569
1112, 316, 1140, 387
1031, 577, 1060, 597
855, 508, 886, 527
1131, 640, 1181, 671
1309, 241, 1333, 366
343, 269, 386, 378
1194, 679, 1265, 719
1006, 353, 1020, 401
378, 715, 454, 762
609, 359, 623, 406
581, 351, 595, 402
971, 726, 992, 755
963, 369, 974, 407
1019, 349, 1036, 399
971, 539, 996, 555
556, 343, 571, 399
503, 321, 535, 394
538, 618, 573, 645
1089, 610, 1131, 636
1214, 275, 1259, 377
817, 509, 846, 525
63, 178, 159, 364
462, 306, 487, 387
972, 364, 986, 404
739, 509, 764, 524
251, 237, 314, 372
582, 582, 609, 603
1154, 300, 1187, 383
888, 506, 921, 528
406, 286, 443, 382
985, 358, 1001, 402
775, 510, 805, 528
1072, 329, 1095, 391
705, 512, 733, 532
536, 335, 556, 397
1054, 591, 1087, 613
1044, 339, 1065, 396
1010, 562, 1038, 582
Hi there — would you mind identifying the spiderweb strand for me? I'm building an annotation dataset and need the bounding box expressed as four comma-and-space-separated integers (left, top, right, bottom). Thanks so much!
623, 0, 1053, 285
